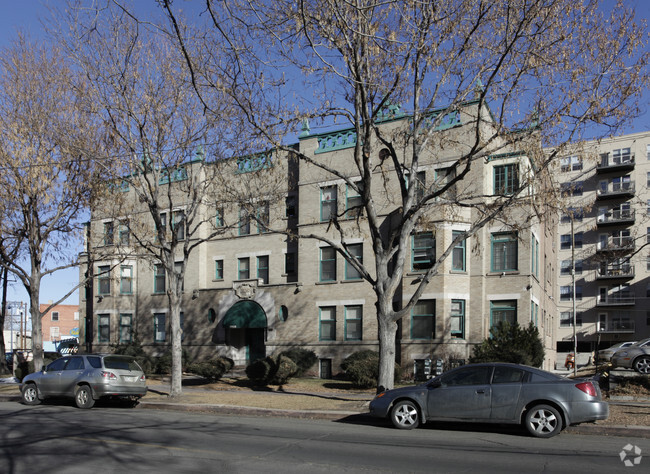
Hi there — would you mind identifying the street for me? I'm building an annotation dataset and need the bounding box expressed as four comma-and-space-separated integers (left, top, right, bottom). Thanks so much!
0, 401, 647, 473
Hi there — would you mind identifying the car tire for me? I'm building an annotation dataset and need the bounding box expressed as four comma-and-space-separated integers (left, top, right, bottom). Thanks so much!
21, 383, 41, 406
524, 404, 563, 438
390, 400, 420, 430
75, 385, 96, 409
633, 356, 650, 374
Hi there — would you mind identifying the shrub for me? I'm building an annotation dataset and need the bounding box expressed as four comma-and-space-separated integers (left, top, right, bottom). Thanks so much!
279, 348, 317, 377
186, 357, 234, 382
111, 334, 155, 375
246, 355, 299, 386
270, 355, 298, 385
154, 348, 190, 375
341, 350, 380, 388
470, 321, 545, 367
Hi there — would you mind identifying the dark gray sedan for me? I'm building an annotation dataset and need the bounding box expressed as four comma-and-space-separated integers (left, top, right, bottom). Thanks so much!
20, 354, 147, 409
369, 363, 608, 438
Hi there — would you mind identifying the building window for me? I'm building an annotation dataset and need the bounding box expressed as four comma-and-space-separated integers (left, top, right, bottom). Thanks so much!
346, 182, 363, 218
103, 221, 114, 246
531, 301, 539, 326
561, 181, 583, 196
491, 232, 518, 272
560, 155, 582, 172
494, 163, 518, 195
285, 195, 296, 218
239, 207, 251, 235
561, 259, 582, 275
154, 264, 166, 294
345, 305, 362, 340
490, 300, 516, 328
560, 311, 583, 327
285, 252, 296, 276
320, 247, 336, 282
612, 147, 632, 164
51, 311, 59, 322
172, 210, 185, 241
153, 313, 166, 343
450, 299, 465, 339
119, 222, 130, 246
215, 208, 224, 227
531, 235, 539, 278
238, 257, 250, 280
345, 243, 363, 280
98, 265, 111, 295
410, 170, 426, 201
319, 306, 336, 341
119, 314, 132, 342
120, 265, 133, 294
411, 299, 435, 339
561, 285, 583, 300
561, 207, 583, 222
452, 231, 466, 272
98, 314, 110, 343
215, 260, 224, 280
412, 232, 435, 271
174, 262, 184, 291
257, 255, 269, 284
320, 185, 337, 221
574, 232, 583, 248
50, 327, 60, 340
257, 201, 270, 233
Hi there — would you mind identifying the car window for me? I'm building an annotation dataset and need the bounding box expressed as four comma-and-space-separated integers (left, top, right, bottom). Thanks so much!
46, 358, 68, 371
492, 366, 526, 384
441, 366, 491, 386
87, 356, 102, 369
65, 357, 85, 370
103, 356, 141, 371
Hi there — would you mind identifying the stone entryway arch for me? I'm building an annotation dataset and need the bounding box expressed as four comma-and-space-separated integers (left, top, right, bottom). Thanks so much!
222, 300, 268, 363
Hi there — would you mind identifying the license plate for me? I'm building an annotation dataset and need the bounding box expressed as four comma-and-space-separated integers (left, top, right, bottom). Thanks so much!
123, 376, 137, 382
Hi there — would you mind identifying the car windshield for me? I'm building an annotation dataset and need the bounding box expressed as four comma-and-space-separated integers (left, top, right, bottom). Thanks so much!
103, 356, 141, 371
630, 338, 650, 347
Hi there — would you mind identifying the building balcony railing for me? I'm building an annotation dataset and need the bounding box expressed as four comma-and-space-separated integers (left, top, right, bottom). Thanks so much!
597, 320, 636, 333
596, 181, 635, 200
596, 264, 634, 279
596, 293, 635, 306
596, 209, 635, 227
596, 154, 635, 173
596, 237, 635, 253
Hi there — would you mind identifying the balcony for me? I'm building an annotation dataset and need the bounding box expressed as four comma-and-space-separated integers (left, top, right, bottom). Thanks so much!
596, 180, 635, 200
597, 320, 636, 333
596, 209, 635, 227
596, 264, 634, 280
596, 154, 635, 173
596, 292, 635, 306
596, 237, 634, 253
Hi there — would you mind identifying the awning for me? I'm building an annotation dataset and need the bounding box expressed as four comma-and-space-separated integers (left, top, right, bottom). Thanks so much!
222, 300, 267, 329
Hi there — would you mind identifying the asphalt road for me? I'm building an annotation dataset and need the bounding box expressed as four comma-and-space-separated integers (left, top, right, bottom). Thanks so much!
0, 401, 648, 473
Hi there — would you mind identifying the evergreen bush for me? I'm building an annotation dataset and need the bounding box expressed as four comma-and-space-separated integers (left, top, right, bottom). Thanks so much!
186, 357, 234, 382
279, 348, 317, 377
469, 321, 545, 367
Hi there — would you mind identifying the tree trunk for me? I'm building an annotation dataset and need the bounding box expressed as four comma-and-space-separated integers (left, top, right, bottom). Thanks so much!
30, 277, 43, 373
377, 308, 398, 393
169, 284, 183, 398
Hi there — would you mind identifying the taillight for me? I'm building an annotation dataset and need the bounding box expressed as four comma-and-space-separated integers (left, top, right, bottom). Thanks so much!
139, 374, 146, 382
100, 371, 118, 380
575, 381, 597, 397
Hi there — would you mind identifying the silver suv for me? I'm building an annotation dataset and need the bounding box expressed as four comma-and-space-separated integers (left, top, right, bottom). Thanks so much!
20, 354, 147, 408
611, 337, 650, 374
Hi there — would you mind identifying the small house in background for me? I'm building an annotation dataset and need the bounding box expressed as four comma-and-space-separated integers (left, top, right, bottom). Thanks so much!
40, 303, 80, 353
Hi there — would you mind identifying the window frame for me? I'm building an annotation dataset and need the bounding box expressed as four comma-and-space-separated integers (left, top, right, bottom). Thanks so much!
491, 232, 518, 272
345, 243, 363, 280
120, 265, 133, 295
153, 264, 166, 294
319, 247, 337, 282
411, 299, 435, 340
344, 305, 363, 341
450, 299, 465, 339
412, 232, 435, 272
490, 300, 517, 328
98, 265, 111, 296
319, 306, 336, 341
119, 313, 132, 343
238, 257, 250, 280
320, 185, 337, 221
97, 314, 110, 343
153, 313, 166, 343
215, 259, 224, 280
451, 231, 466, 272
494, 163, 519, 195
257, 255, 269, 284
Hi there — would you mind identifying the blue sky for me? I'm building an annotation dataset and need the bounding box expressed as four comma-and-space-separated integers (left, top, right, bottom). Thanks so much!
0, 0, 648, 307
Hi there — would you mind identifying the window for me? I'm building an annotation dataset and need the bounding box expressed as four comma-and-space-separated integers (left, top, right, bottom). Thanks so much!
412, 232, 435, 271
490, 300, 516, 327
346, 182, 363, 218
98, 265, 111, 295
98, 314, 110, 343
154, 264, 165, 294
345, 305, 362, 340
494, 163, 518, 195
158, 212, 167, 239
531, 235, 539, 278
103, 221, 114, 246
491, 232, 517, 272
320, 185, 337, 221
574, 232, 583, 248
561, 155, 582, 172
451, 231, 466, 272
561, 259, 582, 275
119, 314, 132, 342
154, 313, 166, 342
215, 208, 224, 227
65, 357, 84, 370
561, 207, 583, 222
560, 311, 583, 327
531, 301, 539, 326
612, 147, 632, 164
285, 195, 296, 218
561, 285, 583, 300
215, 260, 224, 280
257, 255, 269, 284
440, 366, 491, 386
345, 243, 363, 280
120, 265, 133, 294
411, 170, 426, 201
411, 299, 435, 339
320, 247, 336, 282
51, 311, 59, 322
174, 262, 184, 291
492, 366, 526, 384
450, 299, 465, 339
239, 207, 251, 235
119, 222, 130, 246
172, 210, 185, 241
561, 181, 583, 196
319, 306, 336, 341
238, 257, 250, 280
560, 234, 571, 250
257, 202, 269, 233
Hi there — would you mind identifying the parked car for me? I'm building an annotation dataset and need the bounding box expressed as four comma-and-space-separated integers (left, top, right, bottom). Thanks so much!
611, 337, 650, 374
20, 354, 147, 408
597, 341, 636, 363
369, 362, 608, 438
4, 352, 12, 371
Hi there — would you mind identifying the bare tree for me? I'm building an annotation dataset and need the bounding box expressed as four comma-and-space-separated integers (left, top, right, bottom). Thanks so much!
161, 0, 647, 390
0, 36, 98, 372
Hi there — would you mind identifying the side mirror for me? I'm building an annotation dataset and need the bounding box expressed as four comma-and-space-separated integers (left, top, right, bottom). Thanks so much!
41, 367, 47, 373
427, 379, 441, 389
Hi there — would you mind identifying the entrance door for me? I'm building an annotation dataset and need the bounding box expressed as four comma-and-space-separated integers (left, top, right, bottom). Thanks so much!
247, 328, 266, 363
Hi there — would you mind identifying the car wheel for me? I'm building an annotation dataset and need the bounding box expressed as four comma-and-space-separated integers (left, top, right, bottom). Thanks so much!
633, 356, 650, 374
390, 400, 420, 430
524, 404, 563, 438
21, 383, 41, 406
75, 385, 95, 409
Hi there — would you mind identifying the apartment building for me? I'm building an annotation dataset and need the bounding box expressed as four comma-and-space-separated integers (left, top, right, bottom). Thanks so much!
556, 131, 650, 355
40, 303, 80, 351
79, 101, 558, 376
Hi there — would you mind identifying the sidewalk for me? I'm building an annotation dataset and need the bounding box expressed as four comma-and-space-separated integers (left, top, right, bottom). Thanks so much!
2, 376, 649, 438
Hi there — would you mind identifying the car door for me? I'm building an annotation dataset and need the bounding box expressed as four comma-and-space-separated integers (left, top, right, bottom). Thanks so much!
426, 365, 493, 421
489, 366, 526, 421
38, 357, 69, 396
59, 356, 86, 396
